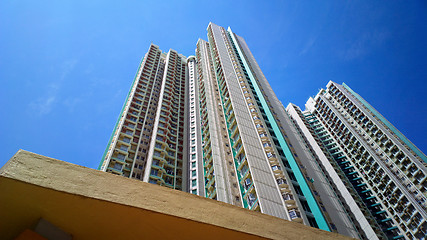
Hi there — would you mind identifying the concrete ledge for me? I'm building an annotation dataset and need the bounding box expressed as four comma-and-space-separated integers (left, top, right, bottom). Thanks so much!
0, 150, 354, 240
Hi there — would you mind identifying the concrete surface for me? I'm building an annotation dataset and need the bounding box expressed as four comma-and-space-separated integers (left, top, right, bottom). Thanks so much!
0, 150, 354, 240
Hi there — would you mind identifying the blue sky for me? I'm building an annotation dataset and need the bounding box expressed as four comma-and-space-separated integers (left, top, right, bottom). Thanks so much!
1, 1, 426, 169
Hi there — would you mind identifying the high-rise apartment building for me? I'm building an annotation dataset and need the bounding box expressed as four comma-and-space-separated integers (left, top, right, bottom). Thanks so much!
99, 23, 426, 240
286, 81, 427, 239
99, 44, 189, 191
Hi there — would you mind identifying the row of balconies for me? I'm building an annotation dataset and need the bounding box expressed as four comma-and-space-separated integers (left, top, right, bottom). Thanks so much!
346, 115, 427, 195
210, 38, 271, 210
318, 103, 414, 193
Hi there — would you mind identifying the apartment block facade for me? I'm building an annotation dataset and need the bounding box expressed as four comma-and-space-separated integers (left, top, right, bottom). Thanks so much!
99, 44, 189, 191
99, 23, 426, 240
287, 81, 427, 239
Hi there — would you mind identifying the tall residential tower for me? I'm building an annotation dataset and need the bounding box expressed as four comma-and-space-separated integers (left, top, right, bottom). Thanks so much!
99, 44, 189, 191
99, 23, 426, 240
287, 81, 427, 239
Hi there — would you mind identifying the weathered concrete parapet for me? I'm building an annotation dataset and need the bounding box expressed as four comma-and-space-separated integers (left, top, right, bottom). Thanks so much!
0, 150, 354, 240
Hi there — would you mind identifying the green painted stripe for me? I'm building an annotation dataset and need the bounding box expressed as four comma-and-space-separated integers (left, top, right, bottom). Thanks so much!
342, 83, 427, 164
228, 27, 330, 231
98, 57, 145, 170
392, 235, 404, 239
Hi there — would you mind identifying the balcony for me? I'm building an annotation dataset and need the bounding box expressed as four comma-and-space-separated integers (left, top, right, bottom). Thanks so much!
247, 193, 257, 207
236, 154, 246, 165
107, 166, 123, 175
282, 193, 295, 204
276, 178, 288, 189
239, 165, 250, 179
288, 210, 303, 223
111, 155, 126, 164
243, 178, 253, 191
271, 165, 281, 173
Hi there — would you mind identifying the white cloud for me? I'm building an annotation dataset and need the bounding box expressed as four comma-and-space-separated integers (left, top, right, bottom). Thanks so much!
342, 38, 366, 60
299, 36, 318, 56
29, 96, 56, 115
63, 97, 82, 113
341, 30, 389, 60
28, 59, 78, 116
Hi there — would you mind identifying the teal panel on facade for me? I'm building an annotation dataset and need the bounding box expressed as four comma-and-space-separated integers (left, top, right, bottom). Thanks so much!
228, 27, 330, 231
392, 235, 404, 239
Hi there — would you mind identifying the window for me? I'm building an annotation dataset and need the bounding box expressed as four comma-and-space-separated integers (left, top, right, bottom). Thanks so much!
123, 137, 131, 143
117, 154, 125, 160
286, 171, 297, 181
248, 193, 256, 206
271, 165, 280, 171
191, 146, 196, 152
192, 170, 197, 177
113, 163, 122, 170
151, 169, 158, 176
263, 142, 271, 148
240, 164, 248, 175
277, 178, 287, 185
192, 161, 196, 168
192, 179, 197, 187
300, 200, 312, 213
191, 154, 196, 160
294, 185, 303, 195
244, 178, 252, 189
233, 133, 240, 142
289, 210, 301, 219
236, 153, 245, 163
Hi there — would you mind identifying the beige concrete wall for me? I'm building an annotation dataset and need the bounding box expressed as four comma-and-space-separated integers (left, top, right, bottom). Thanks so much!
0, 150, 354, 240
